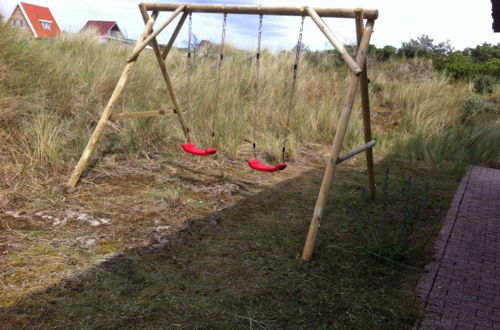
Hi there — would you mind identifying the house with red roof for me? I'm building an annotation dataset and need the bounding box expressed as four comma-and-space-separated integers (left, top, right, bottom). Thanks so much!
7, 2, 61, 38
80, 20, 125, 41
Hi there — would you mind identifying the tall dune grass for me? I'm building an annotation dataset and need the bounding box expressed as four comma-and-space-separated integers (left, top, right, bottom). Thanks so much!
0, 24, 498, 181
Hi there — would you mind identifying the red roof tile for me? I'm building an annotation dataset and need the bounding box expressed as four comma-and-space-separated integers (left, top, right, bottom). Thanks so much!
19, 2, 61, 38
81, 21, 119, 36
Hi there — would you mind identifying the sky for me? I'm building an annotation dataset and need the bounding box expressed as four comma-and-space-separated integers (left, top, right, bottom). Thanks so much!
1, 0, 499, 51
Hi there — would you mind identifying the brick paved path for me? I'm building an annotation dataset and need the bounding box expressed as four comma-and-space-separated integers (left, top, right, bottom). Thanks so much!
417, 166, 500, 329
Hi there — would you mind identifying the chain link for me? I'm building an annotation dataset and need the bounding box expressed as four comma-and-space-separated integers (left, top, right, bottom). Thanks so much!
212, 13, 228, 143
186, 13, 193, 126
187, 12, 193, 60
219, 13, 227, 61
251, 14, 263, 158
282, 15, 305, 163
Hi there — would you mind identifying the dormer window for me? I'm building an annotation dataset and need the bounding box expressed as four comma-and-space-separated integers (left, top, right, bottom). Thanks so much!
39, 20, 52, 30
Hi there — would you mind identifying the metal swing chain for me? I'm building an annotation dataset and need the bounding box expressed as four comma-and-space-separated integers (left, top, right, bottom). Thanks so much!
212, 13, 227, 146
282, 15, 305, 164
252, 14, 263, 159
186, 13, 193, 131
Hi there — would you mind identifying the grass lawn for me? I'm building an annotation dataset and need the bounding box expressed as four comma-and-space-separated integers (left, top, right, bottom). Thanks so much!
0, 149, 459, 329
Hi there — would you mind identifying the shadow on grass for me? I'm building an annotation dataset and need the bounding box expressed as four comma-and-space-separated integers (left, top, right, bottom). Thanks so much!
0, 164, 428, 329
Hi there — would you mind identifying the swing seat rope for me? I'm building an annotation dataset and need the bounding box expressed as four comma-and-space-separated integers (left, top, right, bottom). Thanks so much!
248, 159, 286, 172
247, 15, 304, 173
182, 143, 217, 156
181, 13, 224, 158
248, 15, 286, 173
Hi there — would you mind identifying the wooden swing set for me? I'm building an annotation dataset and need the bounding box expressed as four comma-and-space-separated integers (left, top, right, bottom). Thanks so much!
68, 3, 378, 261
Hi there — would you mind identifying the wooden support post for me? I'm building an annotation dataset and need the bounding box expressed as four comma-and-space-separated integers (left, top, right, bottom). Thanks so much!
355, 10, 376, 201
67, 12, 159, 188
128, 5, 185, 62
301, 21, 374, 261
354, 20, 374, 68
139, 4, 192, 142
306, 6, 362, 75
162, 12, 188, 60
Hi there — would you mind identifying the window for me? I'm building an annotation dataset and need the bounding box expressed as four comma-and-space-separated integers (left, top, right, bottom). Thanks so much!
39, 20, 52, 31
11, 19, 24, 27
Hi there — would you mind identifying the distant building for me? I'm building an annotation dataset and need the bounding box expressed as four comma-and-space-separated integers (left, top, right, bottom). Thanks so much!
80, 20, 125, 41
7, 2, 61, 38
198, 40, 212, 48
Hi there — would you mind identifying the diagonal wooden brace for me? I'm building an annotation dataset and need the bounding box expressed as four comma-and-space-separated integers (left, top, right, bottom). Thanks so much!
162, 12, 188, 60
306, 6, 362, 75
128, 5, 186, 62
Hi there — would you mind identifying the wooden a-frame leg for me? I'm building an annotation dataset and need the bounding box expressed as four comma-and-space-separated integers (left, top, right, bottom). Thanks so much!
355, 10, 376, 201
67, 12, 159, 188
301, 20, 374, 261
139, 4, 192, 143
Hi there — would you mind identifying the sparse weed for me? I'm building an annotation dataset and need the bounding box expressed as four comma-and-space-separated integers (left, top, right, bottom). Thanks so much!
146, 185, 185, 209
349, 169, 443, 265
19, 110, 66, 172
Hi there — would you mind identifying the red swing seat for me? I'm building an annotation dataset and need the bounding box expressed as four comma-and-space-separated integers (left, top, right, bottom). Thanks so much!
248, 159, 286, 172
182, 143, 217, 156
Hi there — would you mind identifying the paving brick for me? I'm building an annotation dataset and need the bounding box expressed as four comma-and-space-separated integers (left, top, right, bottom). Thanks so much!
474, 318, 493, 327
455, 321, 476, 329
475, 325, 492, 330
416, 167, 500, 329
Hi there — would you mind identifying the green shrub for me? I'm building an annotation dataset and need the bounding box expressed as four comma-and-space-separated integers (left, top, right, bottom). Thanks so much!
459, 96, 497, 124
434, 53, 475, 79
434, 43, 500, 80
435, 53, 500, 80
368, 45, 398, 61
473, 75, 497, 94
398, 35, 453, 58
377, 45, 397, 61
462, 43, 500, 61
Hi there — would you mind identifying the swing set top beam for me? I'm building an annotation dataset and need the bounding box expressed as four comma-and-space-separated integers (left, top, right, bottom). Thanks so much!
140, 3, 378, 20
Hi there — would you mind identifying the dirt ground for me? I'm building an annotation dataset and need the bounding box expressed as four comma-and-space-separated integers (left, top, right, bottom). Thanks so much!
0, 143, 330, 306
